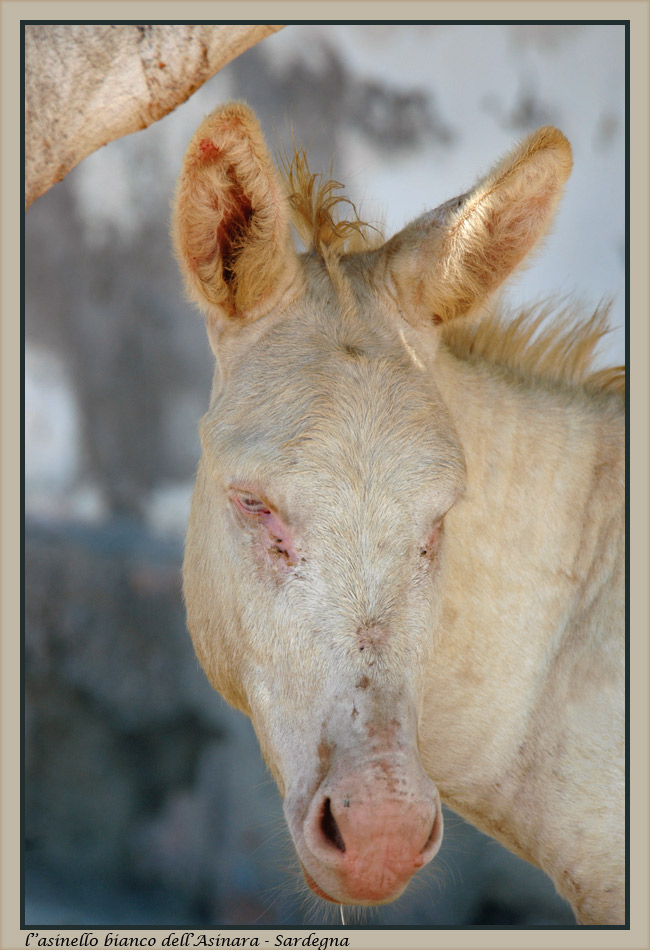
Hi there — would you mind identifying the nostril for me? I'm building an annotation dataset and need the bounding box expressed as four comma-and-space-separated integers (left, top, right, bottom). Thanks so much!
320, 797, 346, 852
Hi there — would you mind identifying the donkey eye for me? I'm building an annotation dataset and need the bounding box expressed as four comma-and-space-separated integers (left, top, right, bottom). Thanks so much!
233, 493, 271, 515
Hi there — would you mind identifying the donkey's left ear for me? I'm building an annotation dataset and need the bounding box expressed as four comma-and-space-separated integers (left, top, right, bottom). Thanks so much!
172, 101, 299, 330
382, 127, 572, 326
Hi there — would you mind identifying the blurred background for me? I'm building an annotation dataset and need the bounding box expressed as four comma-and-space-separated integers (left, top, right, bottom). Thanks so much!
24, 23, 625, 928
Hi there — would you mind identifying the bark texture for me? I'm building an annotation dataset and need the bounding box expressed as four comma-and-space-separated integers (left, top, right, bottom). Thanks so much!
25, 24, 284, 208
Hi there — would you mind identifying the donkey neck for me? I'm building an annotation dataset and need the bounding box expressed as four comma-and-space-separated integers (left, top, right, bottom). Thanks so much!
419, 344, 624, 872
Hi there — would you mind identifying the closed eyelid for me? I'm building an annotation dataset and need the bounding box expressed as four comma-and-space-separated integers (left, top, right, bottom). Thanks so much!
232, 492, 272, 514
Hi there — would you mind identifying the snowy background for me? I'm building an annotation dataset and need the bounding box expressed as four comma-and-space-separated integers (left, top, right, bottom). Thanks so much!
24, 23, 625, 928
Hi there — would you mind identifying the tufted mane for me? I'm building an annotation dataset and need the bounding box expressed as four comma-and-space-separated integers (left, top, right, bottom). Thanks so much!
280, 146, 383, 257
440, 300, 625, 397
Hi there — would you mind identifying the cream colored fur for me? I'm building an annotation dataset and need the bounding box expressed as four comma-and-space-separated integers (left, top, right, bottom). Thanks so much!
173, 102, 625, 924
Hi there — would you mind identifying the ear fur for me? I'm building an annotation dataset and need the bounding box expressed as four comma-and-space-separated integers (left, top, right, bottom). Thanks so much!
172, 101, 299, 326
383, 126, 573, 326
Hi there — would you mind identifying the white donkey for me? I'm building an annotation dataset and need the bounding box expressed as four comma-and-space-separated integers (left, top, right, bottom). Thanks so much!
172, 102, 625, 925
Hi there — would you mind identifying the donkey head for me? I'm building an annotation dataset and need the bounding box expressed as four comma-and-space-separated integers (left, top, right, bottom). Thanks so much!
173, 102, 571, 905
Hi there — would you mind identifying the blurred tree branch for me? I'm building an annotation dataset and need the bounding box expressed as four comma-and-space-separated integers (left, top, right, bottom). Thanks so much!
25, 24, 284, 209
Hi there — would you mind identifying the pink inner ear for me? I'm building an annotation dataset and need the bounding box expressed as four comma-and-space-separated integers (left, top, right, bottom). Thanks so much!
216, 170, 254, 287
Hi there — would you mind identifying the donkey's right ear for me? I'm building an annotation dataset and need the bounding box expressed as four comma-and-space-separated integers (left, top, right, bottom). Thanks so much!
172, 101, 299, 331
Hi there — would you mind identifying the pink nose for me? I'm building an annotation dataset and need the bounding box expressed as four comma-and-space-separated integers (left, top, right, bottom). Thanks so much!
301, 775, 443, 904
